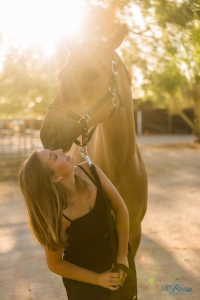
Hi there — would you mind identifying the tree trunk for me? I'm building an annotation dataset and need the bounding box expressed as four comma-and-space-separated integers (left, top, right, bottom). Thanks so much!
177, 111, 194, 130
193, 99, 200, 143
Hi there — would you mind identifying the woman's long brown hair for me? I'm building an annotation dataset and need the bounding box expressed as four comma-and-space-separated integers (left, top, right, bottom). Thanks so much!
19, 150, 90, 251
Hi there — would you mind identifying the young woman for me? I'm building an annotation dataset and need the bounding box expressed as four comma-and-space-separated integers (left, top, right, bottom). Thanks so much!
19, 148, 137, 300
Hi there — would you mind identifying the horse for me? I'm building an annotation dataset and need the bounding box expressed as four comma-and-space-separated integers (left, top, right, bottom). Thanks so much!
40, 25, 148, 258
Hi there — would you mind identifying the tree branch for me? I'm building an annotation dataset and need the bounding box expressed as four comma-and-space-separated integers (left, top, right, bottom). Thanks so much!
177, 111, 194, 129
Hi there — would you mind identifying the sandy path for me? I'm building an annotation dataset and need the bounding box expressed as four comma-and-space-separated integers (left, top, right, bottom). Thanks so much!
136, 144, 200, 300
0, 142, 199, 300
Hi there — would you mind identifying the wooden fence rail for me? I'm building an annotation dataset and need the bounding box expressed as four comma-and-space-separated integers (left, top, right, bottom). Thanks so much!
0, 111, 193, 179
0, 120, 43, 180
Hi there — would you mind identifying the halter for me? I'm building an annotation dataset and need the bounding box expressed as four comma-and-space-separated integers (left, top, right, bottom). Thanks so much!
48, 52, 124, 164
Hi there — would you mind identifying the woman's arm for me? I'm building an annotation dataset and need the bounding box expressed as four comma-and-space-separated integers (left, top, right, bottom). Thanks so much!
78, 162, 129, 260
44, 216, 121, 290
44, 248, 121, 290
94, 165, 129, 258
93, 165, 130, 284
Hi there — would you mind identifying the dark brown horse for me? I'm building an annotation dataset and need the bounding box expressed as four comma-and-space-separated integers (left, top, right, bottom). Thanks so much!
40, 25, 148, 257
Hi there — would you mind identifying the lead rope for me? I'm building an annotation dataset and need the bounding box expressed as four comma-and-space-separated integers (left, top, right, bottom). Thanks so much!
89, 164, 137, 300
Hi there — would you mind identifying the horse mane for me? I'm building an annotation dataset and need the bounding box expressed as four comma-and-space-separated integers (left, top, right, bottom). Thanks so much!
123, 63, 132, 85
114, 51, 132, 86
121, 60, 132, 85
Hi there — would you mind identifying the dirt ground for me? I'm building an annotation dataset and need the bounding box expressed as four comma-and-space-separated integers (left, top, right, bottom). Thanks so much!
0, 136, 200, 300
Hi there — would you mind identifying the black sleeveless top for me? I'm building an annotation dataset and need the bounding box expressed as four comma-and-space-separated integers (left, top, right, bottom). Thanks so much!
62, 165, 117, 273
62, 166, 137, 300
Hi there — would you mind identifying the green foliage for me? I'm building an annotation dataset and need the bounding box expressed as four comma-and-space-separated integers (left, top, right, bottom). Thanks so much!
1, 0, 200, 139
0, 43, 66, 118
142, 62, 192, 112
113, 0, 200, 139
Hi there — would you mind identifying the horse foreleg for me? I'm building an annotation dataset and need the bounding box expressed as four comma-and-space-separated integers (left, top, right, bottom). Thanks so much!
129, 223, 142, 258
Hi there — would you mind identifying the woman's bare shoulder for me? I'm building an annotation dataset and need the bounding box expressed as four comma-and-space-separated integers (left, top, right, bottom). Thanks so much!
75, 161, 89, 168
74, 162, 97, 183
75, 162, 92, 174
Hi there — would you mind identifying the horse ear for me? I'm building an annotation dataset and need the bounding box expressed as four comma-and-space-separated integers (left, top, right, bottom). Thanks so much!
63, 38, 79, 53
104, 24, 127, 52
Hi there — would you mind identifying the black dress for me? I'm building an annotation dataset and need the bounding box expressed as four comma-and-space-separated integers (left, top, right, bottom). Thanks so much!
62, 165, 137, 300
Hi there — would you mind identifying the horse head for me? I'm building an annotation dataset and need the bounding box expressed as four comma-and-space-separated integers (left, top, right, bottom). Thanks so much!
40, 25, 127, 152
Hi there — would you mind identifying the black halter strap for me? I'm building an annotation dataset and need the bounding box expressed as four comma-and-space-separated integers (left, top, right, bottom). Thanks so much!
48, 52, 124, 149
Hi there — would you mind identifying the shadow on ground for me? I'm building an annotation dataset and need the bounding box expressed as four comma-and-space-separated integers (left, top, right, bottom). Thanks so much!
0, 142, 200, 300
136, 234, 199, 300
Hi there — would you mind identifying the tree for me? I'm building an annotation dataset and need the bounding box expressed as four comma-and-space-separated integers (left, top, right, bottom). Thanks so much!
129, 0, 200, 141
0, 43, 65, 118
1, 1, 200, 141
89, 0, 200, 141
138, 0, 200, 141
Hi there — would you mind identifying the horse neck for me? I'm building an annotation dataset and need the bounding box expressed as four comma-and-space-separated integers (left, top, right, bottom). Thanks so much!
88, 53, 137, 173
103, 52, 136, 148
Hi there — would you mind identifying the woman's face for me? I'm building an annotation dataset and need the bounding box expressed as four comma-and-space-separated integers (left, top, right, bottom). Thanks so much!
38, 149, 76, 178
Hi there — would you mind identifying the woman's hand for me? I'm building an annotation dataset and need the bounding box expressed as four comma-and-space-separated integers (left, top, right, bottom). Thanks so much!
117, 255, 129, 286
96, 270, 121, 290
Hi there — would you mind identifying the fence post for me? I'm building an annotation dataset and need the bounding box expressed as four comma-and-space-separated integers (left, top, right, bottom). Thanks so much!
168, 114, 172, 133
30, 120, 34, 150
22, 121, 25, 155
137, 110, 143, 135
0, 121, 2, 155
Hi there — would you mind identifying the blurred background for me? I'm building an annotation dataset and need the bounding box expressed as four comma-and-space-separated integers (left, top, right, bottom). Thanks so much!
1, 3, 200, 299
0, 0, 200, 178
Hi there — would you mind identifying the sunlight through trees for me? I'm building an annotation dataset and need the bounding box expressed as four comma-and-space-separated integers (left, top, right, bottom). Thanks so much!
0, 0, 200, 141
